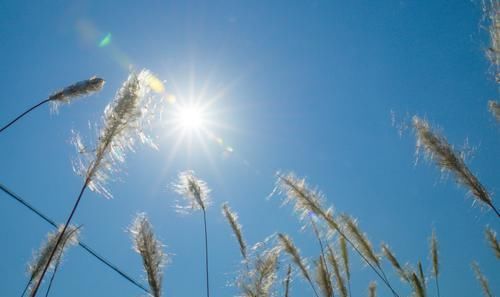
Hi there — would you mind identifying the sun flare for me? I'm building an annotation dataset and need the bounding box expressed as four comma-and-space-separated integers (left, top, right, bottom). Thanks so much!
174, 104, 205, 131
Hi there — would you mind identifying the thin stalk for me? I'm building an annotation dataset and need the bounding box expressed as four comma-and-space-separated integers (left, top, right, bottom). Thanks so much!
29, 177, 90, 297
202, 209, 210, 297
310, 219, 329, 276
435, 277, 440, 297
0, 182, 150, 295
0, 99, 51, 133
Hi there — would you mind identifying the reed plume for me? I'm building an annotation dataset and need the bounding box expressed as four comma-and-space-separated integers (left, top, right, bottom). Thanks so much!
278, 233, 320, 297
381, 244, 410, 283
130, 213, 166, 297
327, 246, 348, 297
368, 282, 376, 297
238, 239, 281, 297
0, 76, 104, 134
410, 272, 426, 297
275, 173, 400, 297
429, 231, 440, 297
482, 0, 500, 80
417, 261, 427, 297
471, 261, 494, 297
485, 226, 500, 259
173, 170, 211, 297
340, 215, 380, 269
489, 100, 500, 121
412, 116, 499, 217
24, 225, 79, 297
315, 255, 333, 297
338, 237, 351, 297
222, 203, 247, 260
30, 70, 156, 297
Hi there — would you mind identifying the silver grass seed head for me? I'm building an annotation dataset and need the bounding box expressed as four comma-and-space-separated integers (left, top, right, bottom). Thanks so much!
72, 70, 158, 198
50, 77, 105, 111
222, 203, 247, 260
472, 261, 494, 297
130, 213, 166, 297
489, 100, 500, 121
27, 225, 80, 292
278, 233, 313, 284
174, 170, 211, 213
484, 226, 500, 259
412, 116, 493, 207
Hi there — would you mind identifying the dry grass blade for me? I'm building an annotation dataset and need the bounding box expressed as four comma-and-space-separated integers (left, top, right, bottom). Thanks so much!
278, 233, 319, 297
315, 256, 333, 297
485, 226, 500, 259
130, 214, 166, 297
222, 203, 247, 260
381, 244, 409, 283
27, 225, 80, 296
412, 116, 499, 216
327, 246, 348, 297
489, 101, 500, 121
471, 261, 494, 297
368, 282, 376, 297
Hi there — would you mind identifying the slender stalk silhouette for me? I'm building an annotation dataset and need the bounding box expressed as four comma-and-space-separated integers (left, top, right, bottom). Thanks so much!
0, 77, 104, 134
174, 170, 211, 297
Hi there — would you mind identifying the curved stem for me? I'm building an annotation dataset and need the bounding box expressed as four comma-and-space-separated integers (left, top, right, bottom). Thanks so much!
0, 98, 51, 134
29, 178, 90, 297
202, 209, 210, 297
435, 276, 441, 297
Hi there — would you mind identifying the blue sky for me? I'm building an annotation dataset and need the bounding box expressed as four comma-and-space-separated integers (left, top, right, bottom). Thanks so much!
0, 1, 499, 296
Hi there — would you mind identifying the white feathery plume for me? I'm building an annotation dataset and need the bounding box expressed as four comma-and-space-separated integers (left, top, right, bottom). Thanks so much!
173, 170, 211, 213
50, 76, 105, 112
26, 225, 80, 295
72, 70, 158, 198
222, 202, 247, 260
130, 213, 167, 297
413, 116, 499, 216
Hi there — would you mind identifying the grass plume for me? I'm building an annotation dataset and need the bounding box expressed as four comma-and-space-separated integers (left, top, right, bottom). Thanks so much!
410, 272, 426, 297
489, 100, 500, 121
25, 225, 79, 297
327, 246, 348, 297
173, 170, 211, 297
222, 203, 247, 260
381, 244, 410, 283
471, 261, 494, 297
278, 233, 320, 297
429, 231, 440, 297
339, 237, 351, 297
284, 265, 292, 297
130, 213, 166, 297
0, 76, 104, 134
485, 226, 500, 259
412, 116, 499, 217
315, 255, 333, 297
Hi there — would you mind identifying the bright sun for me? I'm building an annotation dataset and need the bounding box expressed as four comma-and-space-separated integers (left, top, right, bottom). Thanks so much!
174, 104, 205, 131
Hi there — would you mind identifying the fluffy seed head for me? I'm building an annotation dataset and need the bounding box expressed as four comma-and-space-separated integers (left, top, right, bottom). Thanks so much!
485, 226, 500, 259
173, 170, 210, 213
130, 213, 166, 297
471, 261, 493, 297
315, 255, 333, 297
489, 100, 500, 121
27, 225, 80, 294
413, 116, 494, 209
222, 203, 247, 259
381, 243, 410, 283
341, 215, 380, 268
278, 233, 313, 285
49, 76, 105, 111
72, 70, 158, 198
430, 231, 439, 278
327, 246, 348, 297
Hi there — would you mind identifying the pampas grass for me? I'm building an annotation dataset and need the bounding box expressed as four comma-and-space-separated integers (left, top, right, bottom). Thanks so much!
327, 246, 348, 297
429, 231, 440, 297
278, 233, 320, 297
410, 272, 426, 297
485, 226, 500, 259
0, 76, 104, 134
381, 244, 410, 283
482, 0, 500, 80
222, 203, 247, 260
471, 262, 494, 297
240, 244, 281, 297
489, 100, 500, 121
24, 225, 79, 297
339, 236, 351, 297
130, 213, 166, 297
29, 70, 156, 297
315, 255, 333, 297
412, 116, 499, 217
173, 170, 211, 297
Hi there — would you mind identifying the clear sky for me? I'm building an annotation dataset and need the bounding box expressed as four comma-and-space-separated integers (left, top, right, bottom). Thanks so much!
0, 1, 499, 296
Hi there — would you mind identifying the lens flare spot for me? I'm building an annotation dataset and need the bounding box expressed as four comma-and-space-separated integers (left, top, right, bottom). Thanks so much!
99, 33, 112, 47
146, 74, 165, 93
